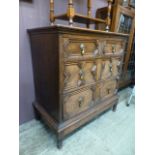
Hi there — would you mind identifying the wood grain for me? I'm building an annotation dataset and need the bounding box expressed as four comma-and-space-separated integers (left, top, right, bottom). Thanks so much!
28, 25, 128, 148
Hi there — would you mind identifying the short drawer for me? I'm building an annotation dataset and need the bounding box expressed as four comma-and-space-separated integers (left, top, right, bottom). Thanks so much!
64, 61, 97, 91
63, 37, 99, 59
102, 39, 126, 55
63, 87, 95, 120
98, 80, 117, 100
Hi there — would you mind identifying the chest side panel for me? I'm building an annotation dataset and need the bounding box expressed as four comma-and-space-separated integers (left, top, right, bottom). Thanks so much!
29, 33, 60, 121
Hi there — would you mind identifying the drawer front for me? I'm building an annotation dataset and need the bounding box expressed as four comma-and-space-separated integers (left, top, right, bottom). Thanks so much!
63, 88, 95, 120
98, 80, 117, 100
103, 39, 125, 55
64, 61, 97, 91
63, 37, 99, 59
99, 58, 122, 80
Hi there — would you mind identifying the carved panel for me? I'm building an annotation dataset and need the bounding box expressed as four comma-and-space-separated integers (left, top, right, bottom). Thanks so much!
63, 37, 99, 59
64, 61, 96, 91
63, 88, 94, 120
64, 62, 79, 91
111, 58, 122, 78
98, 40, 106, 55
99, 80, 117, 100
104, 39, 125, 55
100, 59, 112, 80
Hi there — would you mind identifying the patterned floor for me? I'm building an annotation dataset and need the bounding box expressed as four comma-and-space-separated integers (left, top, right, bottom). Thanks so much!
19, 88, 135, 155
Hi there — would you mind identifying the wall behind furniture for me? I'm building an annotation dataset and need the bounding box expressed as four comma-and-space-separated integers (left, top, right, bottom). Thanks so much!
19, 0, 107, 125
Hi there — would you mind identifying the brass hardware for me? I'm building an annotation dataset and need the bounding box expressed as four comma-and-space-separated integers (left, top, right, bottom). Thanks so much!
109, 64, 113, 72
93, 49, 99, 56
64, 71, 70, 86
79, 69, 84, 75
80, 75, 84, 80
78, 96, 84, 107
102, 63, 105, 69
102, 44, 106, 54
114, 89, 118, 94
91, 65, 97, 76
78, 62, 83, 69
77, 63, 85, 86
116, 61, 121, 76
80, 43, 85, 55
117, 61, 121, 66
107, 88, 111, 94
79, 69, 84, 80
117, 61, 121, 70
77, 80, 82, 87
112, 45, 116, 54
116, 75, 120, 80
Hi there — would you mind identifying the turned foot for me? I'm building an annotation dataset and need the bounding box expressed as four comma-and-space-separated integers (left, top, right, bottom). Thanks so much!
112, 104, 117, 112
57, 133, 63, 149
57, 139, 63, 149
126, 103, 130, 107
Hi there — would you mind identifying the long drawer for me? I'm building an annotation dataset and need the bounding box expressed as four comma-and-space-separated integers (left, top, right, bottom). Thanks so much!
63, 60, 97, 91
63, 37, 99, 60
63, 58, 122, 93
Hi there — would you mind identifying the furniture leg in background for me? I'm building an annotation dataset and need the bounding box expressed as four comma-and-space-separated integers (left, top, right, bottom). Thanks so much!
126, 86, 135, 106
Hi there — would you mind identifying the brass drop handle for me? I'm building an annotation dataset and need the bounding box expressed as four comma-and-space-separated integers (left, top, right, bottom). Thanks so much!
116, 75, 120, 80
102, 63, 105, 70
80, 43, 85, 55
114, 89, 118, 95
109, 64, 113, 72
79, 69, 84, 80
102, 44, 106, 54
77, 80, 82, 87
117, 61, 121, 66
78, 96, 84, 107
91, 65, 97, 75
112, 45, 116, 54
107, 88, 111, 94
93, 49, 99, 56
117, 62, 121, 70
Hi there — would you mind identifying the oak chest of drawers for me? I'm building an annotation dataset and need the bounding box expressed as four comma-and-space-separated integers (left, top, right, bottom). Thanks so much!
28, 25, 128, 148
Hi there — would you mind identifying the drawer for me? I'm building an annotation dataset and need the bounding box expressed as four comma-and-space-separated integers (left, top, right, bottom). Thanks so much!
64, 61, 97, 91
99, 58, 122, 80
63, 37, 99, 59
103, 39, 126, 55
63, 87, 96, 120
98, 80, 117, 100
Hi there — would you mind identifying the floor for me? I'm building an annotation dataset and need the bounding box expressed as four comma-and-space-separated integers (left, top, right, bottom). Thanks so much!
19, 88, 135, 155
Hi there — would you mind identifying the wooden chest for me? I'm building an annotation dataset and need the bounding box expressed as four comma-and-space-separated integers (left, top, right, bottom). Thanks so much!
28, 25, 129, 148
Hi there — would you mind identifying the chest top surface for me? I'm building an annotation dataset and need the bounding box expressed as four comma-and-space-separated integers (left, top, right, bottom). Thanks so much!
28, 24, 129, 38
